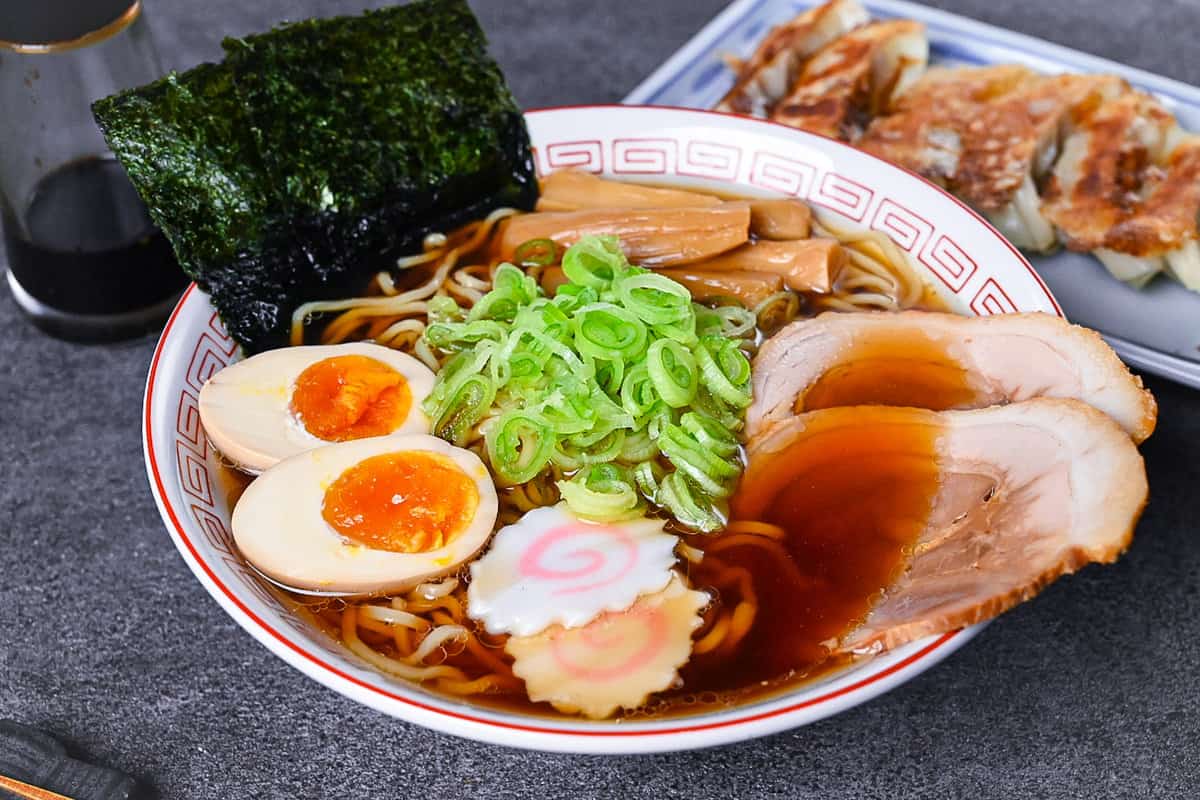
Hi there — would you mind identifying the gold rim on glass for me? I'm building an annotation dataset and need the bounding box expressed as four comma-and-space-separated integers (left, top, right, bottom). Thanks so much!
0, 0, 141, 54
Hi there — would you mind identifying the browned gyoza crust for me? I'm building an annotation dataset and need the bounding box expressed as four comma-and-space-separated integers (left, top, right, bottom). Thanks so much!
1102, 142, 1200, 256
1042, 92, 1200, 257
856, 65, 1039, 189
768, 19, 926, 141
716, 0, 870, 116
724, 0, 1200, 280
859, 66, 1125, 211
954, 74, 1126, 210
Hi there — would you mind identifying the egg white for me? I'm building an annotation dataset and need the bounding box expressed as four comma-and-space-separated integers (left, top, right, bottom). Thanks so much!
198, 342, 436, 473
232, 434, 498, 595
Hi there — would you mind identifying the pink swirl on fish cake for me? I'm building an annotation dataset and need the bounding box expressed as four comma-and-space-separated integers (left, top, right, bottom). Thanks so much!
548, 606, 668, 682
517, 522, 638, 596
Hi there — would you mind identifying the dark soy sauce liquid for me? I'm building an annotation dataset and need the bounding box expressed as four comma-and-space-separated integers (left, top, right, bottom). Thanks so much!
2, 157, 186, 339
801, 329, 980, 411
666, 408, 942, 713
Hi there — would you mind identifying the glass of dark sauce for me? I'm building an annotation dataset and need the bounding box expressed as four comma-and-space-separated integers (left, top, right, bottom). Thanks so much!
0, 1, 186, 342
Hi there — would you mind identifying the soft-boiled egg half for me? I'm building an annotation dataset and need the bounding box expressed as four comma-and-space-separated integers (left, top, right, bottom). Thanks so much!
232, 433, 498, 595
199, 342, 436, 473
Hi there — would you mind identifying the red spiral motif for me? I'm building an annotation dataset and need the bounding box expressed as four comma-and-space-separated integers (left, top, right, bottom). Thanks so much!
549, 605, 668, 681
517, 522, 639, 597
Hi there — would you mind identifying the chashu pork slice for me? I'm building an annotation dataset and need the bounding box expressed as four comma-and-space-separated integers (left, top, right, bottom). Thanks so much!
716, 0, 870, 117
769, 19, 928, 142
1041, 91, 1200, 290
860, 66, 1126, 251
740, 399, 1148, 656
747, 310, 1156, 442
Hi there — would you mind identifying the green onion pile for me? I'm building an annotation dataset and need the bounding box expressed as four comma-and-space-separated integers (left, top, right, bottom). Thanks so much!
422, 235, 754, 532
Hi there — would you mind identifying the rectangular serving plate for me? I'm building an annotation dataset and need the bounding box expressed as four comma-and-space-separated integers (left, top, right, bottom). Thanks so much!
625, 0, 1200, 389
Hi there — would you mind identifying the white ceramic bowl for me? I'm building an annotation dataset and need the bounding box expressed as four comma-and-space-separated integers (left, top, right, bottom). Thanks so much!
144, 105, 1061, 753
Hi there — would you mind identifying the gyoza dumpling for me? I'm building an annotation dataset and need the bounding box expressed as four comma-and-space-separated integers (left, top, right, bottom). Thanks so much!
769, 19, 928, 142
861, 66, 1126, 252
1041, 91, 1200, 290
716, 0, 869, 117
858, 64, 1034, 186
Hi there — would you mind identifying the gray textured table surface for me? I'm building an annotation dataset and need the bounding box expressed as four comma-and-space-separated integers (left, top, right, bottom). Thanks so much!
2, 1, 1199, 798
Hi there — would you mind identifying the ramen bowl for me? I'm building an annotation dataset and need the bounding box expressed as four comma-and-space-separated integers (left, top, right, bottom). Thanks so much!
143, 105, 1060, 753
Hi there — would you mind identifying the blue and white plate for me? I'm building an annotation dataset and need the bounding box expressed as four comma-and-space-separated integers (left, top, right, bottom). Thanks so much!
626, 0, 1200, 389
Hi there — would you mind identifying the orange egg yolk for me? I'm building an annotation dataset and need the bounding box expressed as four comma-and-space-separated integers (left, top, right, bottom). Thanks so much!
321, 452, 480, 554
290, 355, 412, 442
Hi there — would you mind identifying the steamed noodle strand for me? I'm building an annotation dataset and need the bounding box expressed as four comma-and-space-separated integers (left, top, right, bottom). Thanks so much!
341, 607, 466, 682
689, 554, 760, 656
280, 191, 928, 708
321, 579, 520, 694
416, 577, 460, 600
723, 520, 787, 540
811, 213, 927, 312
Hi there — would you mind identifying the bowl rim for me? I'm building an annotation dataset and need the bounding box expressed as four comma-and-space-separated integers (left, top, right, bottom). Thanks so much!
143, 104, 1059, 752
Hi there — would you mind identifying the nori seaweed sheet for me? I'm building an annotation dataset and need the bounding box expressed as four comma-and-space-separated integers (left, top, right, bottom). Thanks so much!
92, 0, 537, 352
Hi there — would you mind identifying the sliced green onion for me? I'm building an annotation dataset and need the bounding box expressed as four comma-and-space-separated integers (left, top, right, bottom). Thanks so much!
620, 427, 659, 462
619, 362, 659, 419
552, 283, 599, 314
587, 384, 635, 430
424, 345, 495, 414
691, 385, 743, 432
428, 295, 464, 324
617, 272, 693, 325
467, 264, 539, 322
565, 417, 619, 448
693, 306, 725, 337
536, 389, 595, 436
561, 234, 625, 290
526, 329, 591, 377
644, 404, 673, 439
420, 233, 752, 531
466, 294, 520, 324
651, 314, 697, 347
633, 460, 665, 501
574, 302, 648, 362
486, 410, 556, 485
493, 262, 541, 300
711, 305, 757, 338
695, 335, 752, 408
680, 411, 740, 458
489, 350, 511, 386
513, 237, 558, 267
556, 463, 643, 521
496, 330, 554, 386
560, 428, 625, 465
513, 300, 571, 341
430, 373, 496, 447
424, 319, 508, 350
657, 472, 727, 533
593, 357, 625, 396
645, 338, 698, 408
550, 442, 584, 471
659, 423, 739, 497
506, 351, 546, 384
